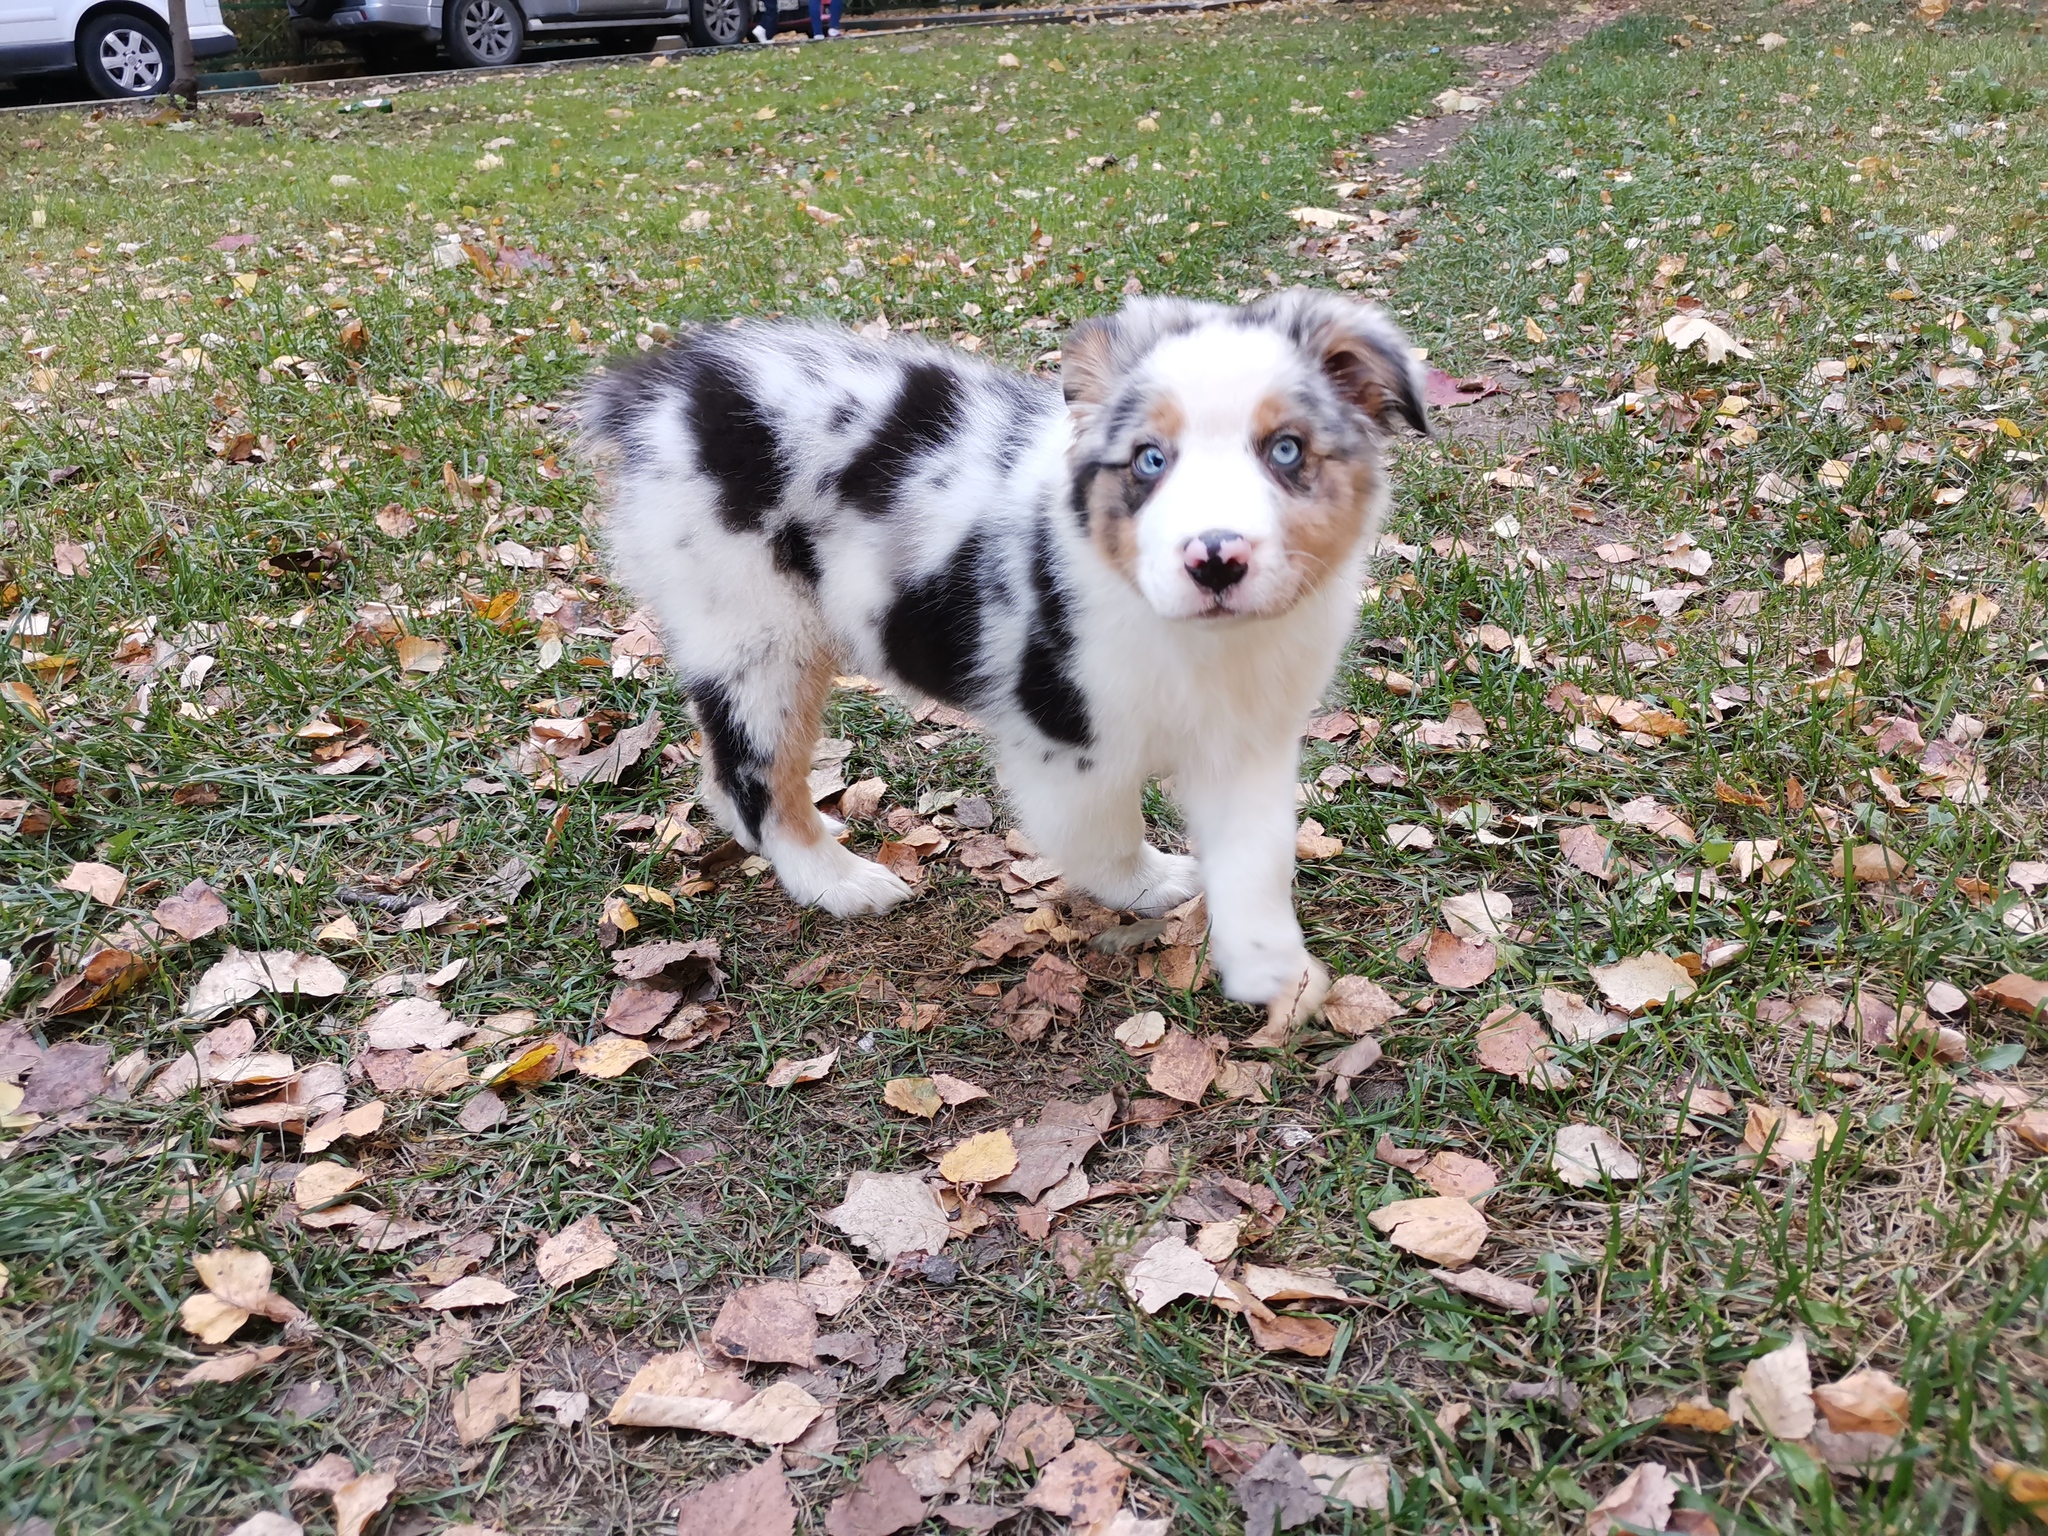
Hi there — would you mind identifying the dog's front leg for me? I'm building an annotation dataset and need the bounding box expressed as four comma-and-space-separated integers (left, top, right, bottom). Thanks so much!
999, 754, 1200, 917
1177, 748, 1330, 1032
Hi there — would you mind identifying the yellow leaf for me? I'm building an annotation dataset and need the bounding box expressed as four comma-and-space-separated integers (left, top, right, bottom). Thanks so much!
938, 1129, 1019, 1185
618, 884, 675, 910
883, 1076, 943, 1119
1524, 316, 1547, 344
572, 1036, 652, 1079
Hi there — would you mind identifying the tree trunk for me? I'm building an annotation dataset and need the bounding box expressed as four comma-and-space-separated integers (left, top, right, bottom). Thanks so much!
166, 0, 198, 108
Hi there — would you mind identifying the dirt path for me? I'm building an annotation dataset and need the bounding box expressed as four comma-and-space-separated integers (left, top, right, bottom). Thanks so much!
1364, 0, 1635, 176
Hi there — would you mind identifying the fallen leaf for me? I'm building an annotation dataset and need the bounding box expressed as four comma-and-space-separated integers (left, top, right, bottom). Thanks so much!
1114, 1010, 1167, 1053
1296, 819, 1344, 859
1662, 1398, 1732, 1434
1022, 1441, 1128, 1528
1586, 1462, 1677, 1536
572, 1035, 653, 1078
939, 1129, 1019, 1185
1940, 592, 1999, 632
824, 1458, 930, 1536
422, 1274, 519, 1310
1323, 976, 1402, 1035
998, 1404, 1075, 1470
1613, 796, 1695, 845
187, 949, 347, 1014
1299, 1453, 1390, 1513
1430, 1266, 1548, 1315
1551, 1124, 1642, 1187
1123, 1236, 1224, 1313
929, 1073, 989, 1107
828, 1171, 953, 1261
1246, 1311, 1338, 1358
194, 1248, 301, 1322
534, 1215, 617, 1287
1236, 1443, 1326, 1536
1741, 1104, 1840, 1168
1146, 1028, 1220, 1103
452, 1366, 521, 1445
1662, 312, 1753, 364
713, 1281, 818, 1366
294, 1162, 366, 1209
1813, 1369, 1909, 1436
1733, 1337, 1814, 1439
1368, 1197, 1488, 1266
766, 1048, 839, 1088
395, 635, 449, 675
362, 997, 465, 1051
1476, 1007, 1572, 1088
884, 1076, 944, 1118
1590, 953, 1698, 1014
181, 1292, 252, 1344
984, 1096, 1110, 1203
533, 1388, 590, 1426
1441, 889, 1513, 942
1541, 987, 1629, 1045
153, 879, 231, 940
796, 1248, 865, 1317
1425, 930, 1497, 989
332, 1471, 397, 1536
177, 1346, 288, 1389
672, 1454, 798, 1536
1781, 547, 1825, 585
1830, 842, 1911, 883
1973, 973, 2048, 1021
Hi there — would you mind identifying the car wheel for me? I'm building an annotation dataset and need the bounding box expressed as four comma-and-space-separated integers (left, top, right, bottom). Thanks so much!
443, 0, 524, 67
688, 0, 749, 48
77, 12, 172, 98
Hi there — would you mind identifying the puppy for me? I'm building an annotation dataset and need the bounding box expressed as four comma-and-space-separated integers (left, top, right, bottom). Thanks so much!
582, 290, 1426, 1028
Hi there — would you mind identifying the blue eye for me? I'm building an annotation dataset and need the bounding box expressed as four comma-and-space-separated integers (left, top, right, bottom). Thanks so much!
1268, 434, 1305, 470
1132, 445, 1169, 480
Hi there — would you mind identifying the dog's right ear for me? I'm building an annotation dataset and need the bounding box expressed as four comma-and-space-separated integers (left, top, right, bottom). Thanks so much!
1060, 314, 1124, 412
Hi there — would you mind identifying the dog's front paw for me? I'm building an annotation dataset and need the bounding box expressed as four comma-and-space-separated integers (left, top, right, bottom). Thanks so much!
1126, 850, 1202, 917
1221, 950, 1330, 1044
780, 846, 915, 917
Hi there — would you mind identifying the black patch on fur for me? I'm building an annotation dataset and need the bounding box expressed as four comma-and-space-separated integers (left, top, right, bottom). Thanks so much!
690, 676, 770, 843
881, 531, 988, 708
836, 362, 963, 517
828, 399, 861, 434
1016, 526, 1091, 748
770, 522, 821, 586
686, 351, 787, 532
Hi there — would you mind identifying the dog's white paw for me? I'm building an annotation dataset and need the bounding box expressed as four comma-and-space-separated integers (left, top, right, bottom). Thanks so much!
796, 853, 914, 918
1220, 947, 1329, 1021
1126, 851, 1203, 917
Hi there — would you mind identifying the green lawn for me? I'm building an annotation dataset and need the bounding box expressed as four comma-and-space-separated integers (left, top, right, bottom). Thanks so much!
3, 0, 2046, 1532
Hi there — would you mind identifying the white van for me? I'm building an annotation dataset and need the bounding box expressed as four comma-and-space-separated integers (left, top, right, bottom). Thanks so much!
0, 0, 238, 98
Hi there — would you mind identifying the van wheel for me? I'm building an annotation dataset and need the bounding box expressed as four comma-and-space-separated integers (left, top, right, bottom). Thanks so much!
444, 0, 524, 67
78, 12, 172, 98
688, 0, 749, 48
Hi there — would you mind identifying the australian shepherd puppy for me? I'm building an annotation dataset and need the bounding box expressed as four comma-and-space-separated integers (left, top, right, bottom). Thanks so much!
581, 290, 1426, 1030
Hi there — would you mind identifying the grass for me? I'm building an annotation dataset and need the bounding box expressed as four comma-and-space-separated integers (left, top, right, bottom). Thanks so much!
2, 0, 2046, 1531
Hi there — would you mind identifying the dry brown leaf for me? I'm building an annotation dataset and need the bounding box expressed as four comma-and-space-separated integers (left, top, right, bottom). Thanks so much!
180, 1291, 252, 1344
896, 1406, 1000, 1496
883, 1076, 944, 1119
825, 1456, 928, 1536
452, 1366, 521, 1445
1590, 953, 1698, 1015
571, 1035, 652, 1079
765, 1048, 839, 1089
1812, 1368, 1909, 1436
1586, 1462, 1677, 1536
1022, 1441, 1128, 1528
929, 1072, 989, 1107
301, 1100, 386, 1155
1246, 1310, 1339, 1358
332, 1471, 398, 1536
175, 1345, 288, 1389
154, 879, 231, 941
1613, 795, 1695, 845
481, 1033, 571, 1089
194, 1248, 301, 1322
998, 1403, 1076, 1470
1558, 824, 1621, 882
59, 860, 128, 905
1146, 1028, 1220, 1103
1299, 1453, 1391, 1513
712, 1281, 818, 1367
1476, 1007, 1573, 1089
1429, 1266, 1547, 1315
294, 1162, 366, 1209
1541, 987, 1631, 1045
672, 1454, 798, 1536
1662, 1398, 1733, 1434
1425, 930, 1497, 989
1114, 1010, 1167, 1054
534, 1215, 617, 1287
939, 1129, 1019, 1185
1551, 1125, 1642, 1187
1940, 592, 1999, 632
1830, 842, 1911, 883
1441, 889, 1514, 942
362, 997, 465, 1051
1974, 973, 2048, 1021
1732, 1337, 1814, 1439
1368, 1197, 1488, 1266
827, 1171, 952, 1261
1742, 1104, 1840, 1168
187, 949, 347, 1014
1123, 1236, 1224, 1313
422, 1274, 518, 1310
795, 1248, 864, 1317
1323, 976, 1402, 1035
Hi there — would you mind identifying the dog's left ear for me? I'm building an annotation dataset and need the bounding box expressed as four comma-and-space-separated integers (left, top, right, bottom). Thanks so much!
1258, 289, 1431, 437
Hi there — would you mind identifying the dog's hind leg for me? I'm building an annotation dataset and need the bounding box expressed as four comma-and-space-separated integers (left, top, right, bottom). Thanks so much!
690, 643, 912, 918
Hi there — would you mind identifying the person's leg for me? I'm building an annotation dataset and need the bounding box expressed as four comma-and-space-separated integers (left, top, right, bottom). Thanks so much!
751, 0, 773, 44
825, 0, 842, 34
807, 0, 821, 36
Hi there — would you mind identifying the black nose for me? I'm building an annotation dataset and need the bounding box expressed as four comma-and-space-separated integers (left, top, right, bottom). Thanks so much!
1183, 530, 1251, 593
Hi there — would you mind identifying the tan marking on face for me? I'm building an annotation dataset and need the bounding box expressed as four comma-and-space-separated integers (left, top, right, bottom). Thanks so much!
1250, 392, 1295, 446
767, 648, 839, 848
1088, 474, 1142, 582
1143, 393, 1187, 445
1249, 390, 1374, 593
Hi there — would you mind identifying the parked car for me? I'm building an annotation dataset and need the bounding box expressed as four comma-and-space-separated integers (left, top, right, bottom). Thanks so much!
0, 0, 237, 98
286, 0, 797, 70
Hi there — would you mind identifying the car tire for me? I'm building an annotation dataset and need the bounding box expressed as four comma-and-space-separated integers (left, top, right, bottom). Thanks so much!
443, 0, 524, 67
688, 0, 749, 48
77, 11, 173, 99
